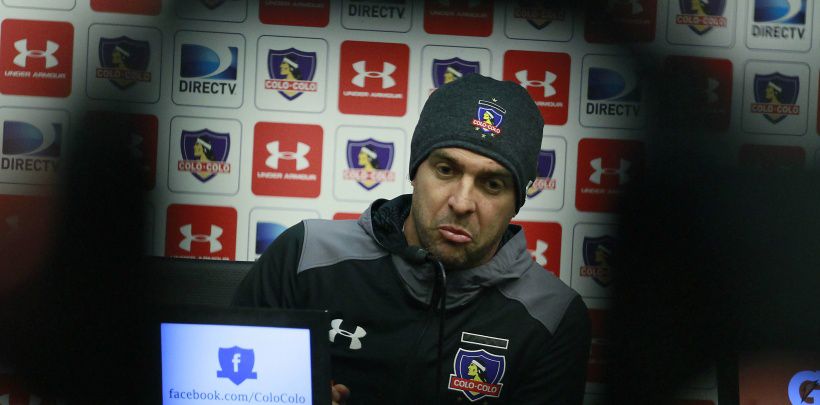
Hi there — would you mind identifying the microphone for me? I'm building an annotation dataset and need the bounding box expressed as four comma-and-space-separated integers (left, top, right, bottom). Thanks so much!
402, 245, 430, 265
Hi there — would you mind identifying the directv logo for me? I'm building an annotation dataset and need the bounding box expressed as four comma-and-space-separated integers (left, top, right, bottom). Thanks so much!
178, 44, 238, 94
585, 67, 641, 117
751, 0, 807, 39
1, 120, 60, 173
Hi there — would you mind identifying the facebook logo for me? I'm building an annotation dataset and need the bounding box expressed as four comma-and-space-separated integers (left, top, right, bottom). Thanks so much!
217, 346, 258, 385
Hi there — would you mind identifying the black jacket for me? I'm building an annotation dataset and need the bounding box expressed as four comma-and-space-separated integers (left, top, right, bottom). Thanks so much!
233, 195, 590, 404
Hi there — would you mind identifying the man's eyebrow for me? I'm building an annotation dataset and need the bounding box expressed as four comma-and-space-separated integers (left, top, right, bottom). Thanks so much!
428, 150, 513, 180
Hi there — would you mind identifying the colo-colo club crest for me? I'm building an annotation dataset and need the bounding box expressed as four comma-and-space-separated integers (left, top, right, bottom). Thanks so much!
432, 58, 480, 89
526, 150, 557, 198
343, 139, 395, 190
514, 0, 567, 30
448, 348, 506, 401
676, 0, 727, 35
266, 48, 318, 101
581, 235, 616, 287
178, 129, 231, 182
752, 72, 800, 124
97, 36, 152, 89
472, 99, 506, 138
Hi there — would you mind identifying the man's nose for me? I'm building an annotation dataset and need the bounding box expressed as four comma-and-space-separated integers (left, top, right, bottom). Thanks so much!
447, 179, 477, 215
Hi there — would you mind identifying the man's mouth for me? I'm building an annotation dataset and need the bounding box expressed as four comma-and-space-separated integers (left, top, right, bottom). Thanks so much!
438, 225, 473, 244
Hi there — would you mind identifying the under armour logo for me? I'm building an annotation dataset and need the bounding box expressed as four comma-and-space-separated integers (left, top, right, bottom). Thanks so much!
265, 141, 310, 171
528, 239, 548, 267
179, 224, 223, 253
329, 319, 366, 350
608, 0, 643, 14
516, 70, 557, 98
589, 158, 630, 185
352, 61, 396, 89
14, 39, 60, 68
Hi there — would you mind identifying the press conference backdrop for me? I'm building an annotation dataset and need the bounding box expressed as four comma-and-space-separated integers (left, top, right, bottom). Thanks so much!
2, 1, 819, 403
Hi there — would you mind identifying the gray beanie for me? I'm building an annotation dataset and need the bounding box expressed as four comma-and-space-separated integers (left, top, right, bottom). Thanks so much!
409, 74, 544, 212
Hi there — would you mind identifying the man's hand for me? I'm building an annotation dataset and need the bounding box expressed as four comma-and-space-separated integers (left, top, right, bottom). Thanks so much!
331, 383, 350, 405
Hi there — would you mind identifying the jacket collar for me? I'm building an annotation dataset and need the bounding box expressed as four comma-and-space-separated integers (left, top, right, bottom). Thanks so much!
358, 194, 532, 307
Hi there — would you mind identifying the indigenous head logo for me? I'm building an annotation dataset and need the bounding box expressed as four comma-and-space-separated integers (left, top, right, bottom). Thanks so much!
217, 346, 257, 385
527, 149, 557, 198
581, 235, 616, 287
97, 36, 151, 89
343, 139, 395, 190
178, 129, 231, 182
514, 0, 567, 30
448, 348, 505, 401
472, 99, 506, 137
432, 57, 480, 88
676, 0, 727, 35
752, 72, 800, 124
266, 48, 318, 100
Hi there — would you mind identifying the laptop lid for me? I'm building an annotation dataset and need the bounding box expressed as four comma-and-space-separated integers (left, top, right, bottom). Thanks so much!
157, 305, 330, 405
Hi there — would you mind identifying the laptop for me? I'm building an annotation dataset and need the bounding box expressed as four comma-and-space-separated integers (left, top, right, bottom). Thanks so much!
156, 305, 330, 405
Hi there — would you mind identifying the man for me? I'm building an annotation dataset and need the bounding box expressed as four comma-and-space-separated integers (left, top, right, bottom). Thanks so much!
233, 74, 590, 404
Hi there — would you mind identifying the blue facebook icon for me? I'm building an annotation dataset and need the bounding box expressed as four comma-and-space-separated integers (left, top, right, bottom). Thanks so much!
217, 346, 258, 385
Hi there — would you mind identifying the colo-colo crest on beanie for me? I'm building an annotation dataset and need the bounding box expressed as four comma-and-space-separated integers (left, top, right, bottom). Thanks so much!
409, 74, 544, 212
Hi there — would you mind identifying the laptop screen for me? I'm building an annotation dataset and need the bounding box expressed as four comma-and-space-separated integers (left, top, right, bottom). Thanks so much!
155, 306, 330, 405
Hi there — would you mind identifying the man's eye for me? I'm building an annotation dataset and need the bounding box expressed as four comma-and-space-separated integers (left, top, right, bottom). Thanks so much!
436, 164, 453, 176
485, 179, 506, 193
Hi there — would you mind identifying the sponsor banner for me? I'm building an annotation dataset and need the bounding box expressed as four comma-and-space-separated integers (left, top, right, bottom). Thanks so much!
667, 0, 735, 46
91, 0, 162, 15
662, 56, 733, 131
248, 207, 319, 259
505, 1, 573, 41
572, 223, 618, 298
338, 41, 409, 117
580, 55, 646, 129
334, 126, 405, 202
256, 36, 328, 113
585, 0, 657, 43
259, 0, 330, 27
739, 144, 805, 170
165, 204, 237, 260
419, 45, 490, 108
504, 50, 570, 125
510, 220, 562, 277
575, 138, 644, 213
742, 61, 809, 135
423, 0, 494, 37
168, 116, 241, 195
0, 107, 67, 185
586, 308, 611, 384
175, 0, 248, 22
0, 19, 74, 97
85, 111, 158, 190
342, 0, 412, 32
747, 0, 812, 52
2, 0, 75, 9
738, 351, 820, 404
252, 122, 323, 198
86, 24, 162, 103
173, 30, 245, 108
521, 136, 566, 210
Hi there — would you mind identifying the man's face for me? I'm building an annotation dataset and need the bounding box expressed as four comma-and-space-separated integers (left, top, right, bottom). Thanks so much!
405, 148, 517, 270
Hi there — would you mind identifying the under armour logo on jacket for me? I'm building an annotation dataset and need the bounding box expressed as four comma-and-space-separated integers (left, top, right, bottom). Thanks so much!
265, 141, 310, 171
589, 158, 630, 185
14, 39, 60, 68
351, 61, 396, 89
179, 224, 223, 253
329, 319, 366, 350
516, 70, 557, 98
